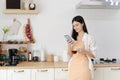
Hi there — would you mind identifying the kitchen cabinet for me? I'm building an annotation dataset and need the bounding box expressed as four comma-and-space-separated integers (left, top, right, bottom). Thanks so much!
54, 68, 68, 80
7, 69, 31, 80
31, 68, 54, 80
76, 0, 120, 9
104, 67, 120, 80
0, 69, 7, 80
93, 68, 104, 80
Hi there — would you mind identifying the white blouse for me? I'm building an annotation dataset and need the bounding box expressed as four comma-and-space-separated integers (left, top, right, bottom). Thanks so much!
68, 33, 97, 79
82, 33, 97, 79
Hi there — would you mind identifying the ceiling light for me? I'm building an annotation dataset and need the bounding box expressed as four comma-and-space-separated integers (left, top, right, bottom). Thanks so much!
104, 0, 120, 6
106, 0, 109, 2
115, 1, 119, 6
110, 1, 114, 5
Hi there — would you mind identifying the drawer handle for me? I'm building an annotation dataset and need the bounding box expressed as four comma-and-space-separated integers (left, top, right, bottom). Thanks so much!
61, 69, 68, 71
14, 70, 24, 73
37, 69, 48, 72
111, 68, 120, 70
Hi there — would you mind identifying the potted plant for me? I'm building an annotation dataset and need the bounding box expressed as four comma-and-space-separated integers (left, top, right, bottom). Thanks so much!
2, 26, 10, 41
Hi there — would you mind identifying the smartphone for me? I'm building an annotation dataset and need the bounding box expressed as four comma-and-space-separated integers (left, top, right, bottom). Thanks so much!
64, 35, 74, 43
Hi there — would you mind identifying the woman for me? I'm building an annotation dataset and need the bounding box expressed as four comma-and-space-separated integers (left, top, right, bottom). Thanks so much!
67, 16, 96, 80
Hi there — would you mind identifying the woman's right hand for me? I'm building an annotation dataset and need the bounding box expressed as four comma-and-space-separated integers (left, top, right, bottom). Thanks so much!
67, 39, 74, 44
68, 42, 73, 49
67, 41, 75, 57
67, 40, 75, 47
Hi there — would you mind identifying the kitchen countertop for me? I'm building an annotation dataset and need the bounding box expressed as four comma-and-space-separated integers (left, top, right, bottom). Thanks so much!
0, 62, 68, 69
0, 62, 54, 69
94, 63, 120, 67
1, 62, 120, 69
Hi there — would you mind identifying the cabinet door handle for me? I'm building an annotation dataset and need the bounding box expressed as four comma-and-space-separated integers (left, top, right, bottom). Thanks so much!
37, 69, 48, 72
61, 69, 68, 72
111, 68, 120, 70
14, 70, 24, 73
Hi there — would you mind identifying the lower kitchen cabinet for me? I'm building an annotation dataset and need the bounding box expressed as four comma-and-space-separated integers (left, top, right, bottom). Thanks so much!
2, 66, 120, 80
0, 69, 7, 80
93, 68, 104, 80
104, 67, 120, 80
7, 69, 31, 80
31, 68, 54, 80
54, 68, 68, 80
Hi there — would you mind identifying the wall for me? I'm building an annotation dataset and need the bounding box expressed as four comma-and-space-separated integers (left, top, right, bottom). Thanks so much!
76, 9, 120, 59
0, 0, 120, 59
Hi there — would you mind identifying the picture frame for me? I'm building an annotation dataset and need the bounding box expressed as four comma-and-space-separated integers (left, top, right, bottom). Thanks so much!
6, 0, 21, 9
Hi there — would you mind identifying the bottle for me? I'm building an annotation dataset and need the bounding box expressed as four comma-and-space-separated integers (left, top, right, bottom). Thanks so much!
62, 50, 69, 62
40, 49, 45, 62
28, 52, 32, 61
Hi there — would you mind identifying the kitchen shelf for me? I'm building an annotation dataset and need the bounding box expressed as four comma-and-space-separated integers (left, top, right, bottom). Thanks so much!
0, 41, 29, 62
0, 41, 29, 45
2, 9, 39, 14
0, 43, 28, 45
0, 50, 27, 54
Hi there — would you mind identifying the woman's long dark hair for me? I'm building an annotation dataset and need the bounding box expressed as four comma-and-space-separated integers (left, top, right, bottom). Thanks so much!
72, 16, 88, 40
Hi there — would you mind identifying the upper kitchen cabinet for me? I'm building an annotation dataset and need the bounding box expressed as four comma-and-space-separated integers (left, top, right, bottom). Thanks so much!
76, 0, 120, 9
2, 0, 39, 14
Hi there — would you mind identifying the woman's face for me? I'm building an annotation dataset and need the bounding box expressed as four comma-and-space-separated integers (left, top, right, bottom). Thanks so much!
72, 21, 83, 33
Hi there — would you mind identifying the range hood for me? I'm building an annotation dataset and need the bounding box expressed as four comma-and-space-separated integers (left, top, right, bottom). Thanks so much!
76, 0, 120, 9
